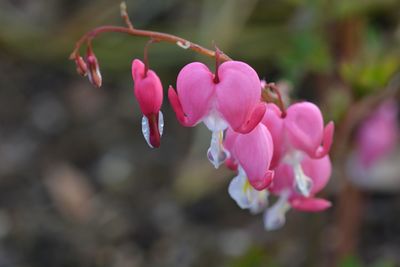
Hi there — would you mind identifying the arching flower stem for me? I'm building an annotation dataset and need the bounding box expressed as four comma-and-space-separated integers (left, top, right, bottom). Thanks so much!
70, 26, 232, 62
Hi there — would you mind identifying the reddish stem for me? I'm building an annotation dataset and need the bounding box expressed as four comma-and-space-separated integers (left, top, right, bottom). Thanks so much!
265, 82, 287, 117
120, 2, 134, 30
213, 46, 221, 83
143, 39, 157, 78
69, 25, 232, 62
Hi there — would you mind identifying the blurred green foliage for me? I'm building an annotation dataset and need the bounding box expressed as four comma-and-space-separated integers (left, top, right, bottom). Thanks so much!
226, 247, 278, 267
339, 28, 399, 98
339, 255, 396, 267
278, 31, 332, 81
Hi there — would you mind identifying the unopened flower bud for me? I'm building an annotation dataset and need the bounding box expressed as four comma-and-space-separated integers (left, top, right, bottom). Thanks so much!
75, 56, 88, 76
86, 49, 102, 88
131, 59, 164, 148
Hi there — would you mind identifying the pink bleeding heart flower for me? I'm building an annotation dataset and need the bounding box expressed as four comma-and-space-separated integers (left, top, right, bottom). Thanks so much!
355, 100, 399, 169
262, 102, 334, 196
132, 59, 164, 148
284, 102, 334, 159
263, 155, 332, 230
168, 61, 266, 168
225, 123, 275, 191
225, 123, 274, 215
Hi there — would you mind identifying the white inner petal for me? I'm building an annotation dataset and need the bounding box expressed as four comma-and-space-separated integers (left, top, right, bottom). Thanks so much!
203, 109, 228, 132
293, 161, 313, 197
249, 189, 269, 215
207, 130, 228, 169
263, 190, 290, 231
158, 111, 164, 136
141, 115, 153, 148
228, 167, 268, 214
284, 151, 313, 197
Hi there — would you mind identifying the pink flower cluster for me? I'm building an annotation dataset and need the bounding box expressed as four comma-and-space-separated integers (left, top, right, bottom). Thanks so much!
131, 59, 334, 230
347, 100, 399, 189
355, 100, 398, 169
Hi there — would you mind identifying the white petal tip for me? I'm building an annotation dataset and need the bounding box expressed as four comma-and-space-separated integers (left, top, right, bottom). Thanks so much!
141, 116, 153, 148
207, 148, 227, 169
141, 111, 164, 149
263, 192, 290, 231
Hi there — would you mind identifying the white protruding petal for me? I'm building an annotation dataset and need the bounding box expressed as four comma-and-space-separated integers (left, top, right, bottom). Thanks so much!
263, 190, 290, 231
228, 167, 268, 214
284, 151, 313, 197
293, 162, 313, 197
249, 190, 268, 215
88, 66, 102, 85
158, 111, 164, 136
203, 110, 228, 132
228, 168, 251, 209
141, 115, 153, 148
207, 130, 228, 169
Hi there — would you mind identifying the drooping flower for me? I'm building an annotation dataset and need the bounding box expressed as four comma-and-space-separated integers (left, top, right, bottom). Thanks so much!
132, 59, 164, 148
355, 100, 399, 169
262, 102, 334, 196
75, 56, 88, 77
86, 48, 102, 88
224, 123, 274, 190
264, 155, 332, 230
168, 61, 266, 168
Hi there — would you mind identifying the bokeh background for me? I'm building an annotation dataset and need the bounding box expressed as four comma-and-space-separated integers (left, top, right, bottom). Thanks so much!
0, 0, 400, 266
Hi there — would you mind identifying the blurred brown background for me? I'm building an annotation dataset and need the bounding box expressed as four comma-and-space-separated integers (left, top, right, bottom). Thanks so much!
0, 0, 400, 266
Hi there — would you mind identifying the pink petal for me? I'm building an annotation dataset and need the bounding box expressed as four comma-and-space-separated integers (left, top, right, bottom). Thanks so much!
269, 162, 294, 194
231, 124, 274, 190
262, 103, 285, 168
251, 170, 274, 190
225, 158, 238, 171
132, 59, 163, 116
314, 121, 334, 158
236, 103, 267, 134
216, 61, 264, 132
131, 59, 145, 80
290, 197, 331, 212
175, 62, 215, 126
168, 86, 190, 126
223, 128, 239, 152
223, 128, 239, 170
285, 102, 324, 157
301, 155, 332, 194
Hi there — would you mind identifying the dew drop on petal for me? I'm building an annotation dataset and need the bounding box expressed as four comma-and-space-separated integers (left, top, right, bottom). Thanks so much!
141, 115, 153, 148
